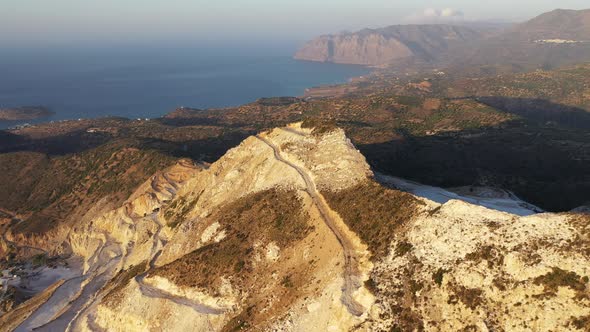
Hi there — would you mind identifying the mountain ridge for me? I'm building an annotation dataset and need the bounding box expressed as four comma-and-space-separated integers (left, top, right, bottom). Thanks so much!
296, 8, 590, 70
3, 123, 589, 331
294, 24, 484, 66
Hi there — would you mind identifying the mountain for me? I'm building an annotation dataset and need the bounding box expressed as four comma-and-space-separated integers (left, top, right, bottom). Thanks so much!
294, 25, 485, 67
509, 8, 590, 40
2, 123, 589, 331
455, 8, 590, 73
295, 9, 590, 72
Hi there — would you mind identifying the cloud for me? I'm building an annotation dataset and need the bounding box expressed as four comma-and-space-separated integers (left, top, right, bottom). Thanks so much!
441, 8, 464, 18
423, 8, 441, 17
404, 7, 465, 23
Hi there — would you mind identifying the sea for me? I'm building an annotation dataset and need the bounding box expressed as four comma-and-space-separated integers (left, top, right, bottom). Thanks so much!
0, 43, 369, 129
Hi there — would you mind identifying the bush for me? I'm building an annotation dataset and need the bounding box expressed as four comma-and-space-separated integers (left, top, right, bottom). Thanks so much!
534, 267, 588, 298
31, 254, 47, 267
301, 117, 338, 135
433, 268, 447, 287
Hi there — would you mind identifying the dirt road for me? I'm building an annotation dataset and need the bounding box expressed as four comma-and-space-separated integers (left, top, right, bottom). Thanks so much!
256, 135, 366, 317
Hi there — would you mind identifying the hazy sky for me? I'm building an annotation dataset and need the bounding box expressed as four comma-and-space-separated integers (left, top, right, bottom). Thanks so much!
2, 0, 589, 46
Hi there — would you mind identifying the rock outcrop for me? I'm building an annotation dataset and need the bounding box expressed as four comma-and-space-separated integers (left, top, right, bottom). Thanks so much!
366, 200, 590, 331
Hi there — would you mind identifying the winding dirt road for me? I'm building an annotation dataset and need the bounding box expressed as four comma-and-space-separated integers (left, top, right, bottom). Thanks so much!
256, 134, 366, 317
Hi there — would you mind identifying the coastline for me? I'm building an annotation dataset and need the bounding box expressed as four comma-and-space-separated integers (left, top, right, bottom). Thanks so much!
1, 58, 372, 131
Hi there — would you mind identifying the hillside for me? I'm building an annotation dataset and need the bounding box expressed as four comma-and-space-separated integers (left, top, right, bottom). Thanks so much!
2, 64, 589, 216
509, 8, 590, 41
435, 63, 590, 111
456, 8, 590, 73
294, 25, 484, 66
2, 123, 589, 331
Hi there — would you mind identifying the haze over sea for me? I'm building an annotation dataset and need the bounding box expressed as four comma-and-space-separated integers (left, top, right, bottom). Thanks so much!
0, 43, 369, 129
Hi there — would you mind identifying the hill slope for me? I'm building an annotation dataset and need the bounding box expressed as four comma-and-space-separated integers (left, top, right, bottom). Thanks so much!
510, 8, 590, 40
4, 123, 589, 331
456, 8, 590, 72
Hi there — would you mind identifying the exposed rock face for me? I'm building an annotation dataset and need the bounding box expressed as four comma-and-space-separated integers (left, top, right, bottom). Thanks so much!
294, 25, 484, 66
365, 200, 590, 331
295, 34, 413, 66
6, 123, 590, 331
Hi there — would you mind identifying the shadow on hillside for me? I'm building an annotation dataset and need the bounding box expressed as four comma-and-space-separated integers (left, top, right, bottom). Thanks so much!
0, 129, 250, 164
0, 131, 26, 147
158, 117, 233, 128
474, 96, 590, 130
0, 113, 289, 158
135, 133, 251, 163
0, 129, 114, 155
356, 121, 590, 212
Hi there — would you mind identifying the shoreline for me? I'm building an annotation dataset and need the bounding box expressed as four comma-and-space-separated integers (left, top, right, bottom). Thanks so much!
1, 62, 373, 131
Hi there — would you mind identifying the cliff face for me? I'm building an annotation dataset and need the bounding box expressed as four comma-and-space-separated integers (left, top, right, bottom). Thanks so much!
294, 34, 414, 66
294, 25, 484, 66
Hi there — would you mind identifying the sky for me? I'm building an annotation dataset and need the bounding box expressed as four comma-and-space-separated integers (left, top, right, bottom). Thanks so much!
1, 0, 590, 46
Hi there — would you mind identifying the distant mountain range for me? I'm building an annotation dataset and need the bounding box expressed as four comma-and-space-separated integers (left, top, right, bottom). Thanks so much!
296, 8, 590, 71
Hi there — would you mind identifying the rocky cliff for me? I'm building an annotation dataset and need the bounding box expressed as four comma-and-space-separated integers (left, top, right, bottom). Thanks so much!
294, 25, 484, 66
3, 123, 590, 331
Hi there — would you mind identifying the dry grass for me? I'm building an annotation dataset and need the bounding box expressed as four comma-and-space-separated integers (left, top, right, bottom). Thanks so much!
155, 189, 311, 289
449, 285, 484, 310
322, 180, 423, 259
570, 315, 590, 330
2, 142, 175, 235
103, 261, 148, 306
465, 245, 505, 268
301, 117, 339, 136
155, 189, 314, 331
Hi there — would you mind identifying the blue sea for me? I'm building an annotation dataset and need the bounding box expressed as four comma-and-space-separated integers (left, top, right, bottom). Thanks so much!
0, 44, 369, 129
